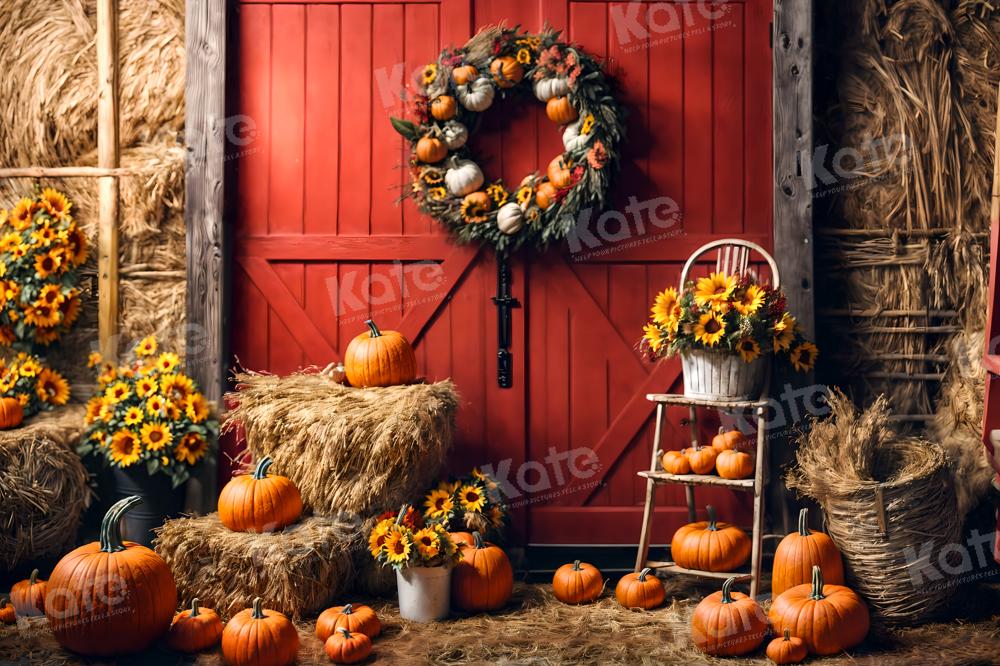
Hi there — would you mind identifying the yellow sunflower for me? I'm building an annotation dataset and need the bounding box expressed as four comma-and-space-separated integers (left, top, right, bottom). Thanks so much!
693, 312, 726, 347
136, 335, 157, 357
368, 520, 391, 557
24, 303, 60, 328
146, 394, 167, 417
36, 284, 65, 308
35, 368, 70, 405
90, 431, 109, 448
772, 313, 796, 352
736, 337, 761, 363
156, 351, 180, 372
427, 186, 447, 201
15, 393, 28, 407
516, 186, 534, 205
122, 406, 144, 426
423, 487, 454, 521
141, 422, 172, 451
136, 377, 158, 398
421, 63, 438, 86
30, 225, 57, 247
438, 479, 460, 494
485, 183, 508, 207
175, 432, 208, 465
643, 322, 666, 354
489, 505, 505, 529
413, 527, 441, 560
67, 225, 88, 266
460, 193, 492, 224
18, 358, 40, 377
34, 252, 62, 279
383, 527, 412, 565
651, 287, 680, 326
40, 188, 71, 219
60, 293, 81, 327
85, 396, 103, 424
97, 363, 117, 385
160, 373, 194, 401
516, 48, 532, 65
580, 113, 596, 135
185, 392, 210, 423
110, 430, 142, 467
790, 341, 818, 372
0, 232, 21, 254
105, 381, 131, 403
733, 285, 765, 315
458, 484, 486, 512
693, 272, 736, 308
9, 199, 33, 230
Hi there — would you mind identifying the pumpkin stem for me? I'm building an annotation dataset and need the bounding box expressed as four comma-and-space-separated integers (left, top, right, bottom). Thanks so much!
572, 559, 582, 571
190, 598, 201, 617
718, 426, 725, 435
810, 565, 826, 601
797, 508, 810, 537
395, 504, 410, 526
720, 577, 737, 604
100, 495, 143, 553
28, 569, 38, 585
473, 531, 484, 549
337, 627, 352, 639
637, 568, 652, 582
783, 629, 791, 641
251, 597, 265, 619
364, 319, 382, 338
706, 505, 718, 531
252, 456, 273, 479
0, 596, 8, 607
342, 603, 353, 615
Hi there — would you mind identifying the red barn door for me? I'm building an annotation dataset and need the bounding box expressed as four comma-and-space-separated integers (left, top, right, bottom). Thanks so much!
230, 0, 772, 544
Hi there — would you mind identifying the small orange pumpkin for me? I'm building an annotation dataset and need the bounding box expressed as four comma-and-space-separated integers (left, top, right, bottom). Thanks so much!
452, 65, 478, 85
452, 531, 514, 612
766, 629, 808, 664
661, 449, 691, 475
325, 627, 372, 664
546, 155, 573, 189
535, 181, 559, 210
546, 95, 579, 124
10, 568, 46, 616
450, 531, 476, 549
461, 191, 493, 224
0, 397, 23, 430
552, 560, 603, 604
316, 603, 381, 641
691, 576, 767, 656
221, 597, 299, 666
218, 456, 303, 533
489, 56, 524, 88
768, 566, 869, 656
614, 567, 664, 610
344, 319, 418, 387
0, 597, 14, 625
671, 505, 750, 572
716, 448, 754, 480
711, 426, 748, 453
166, 598, 224, 653
771, 508, 845, 597
415, 135, 448, 163
682, 443, 717, 475
431, 95, 457, 121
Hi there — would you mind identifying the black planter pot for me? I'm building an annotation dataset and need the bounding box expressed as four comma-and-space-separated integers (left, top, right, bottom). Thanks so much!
111, 466, 185, 547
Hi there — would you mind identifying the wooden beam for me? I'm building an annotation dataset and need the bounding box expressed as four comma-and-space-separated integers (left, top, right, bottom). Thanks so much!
0, 166, 140, 178
97, 0, 120, 361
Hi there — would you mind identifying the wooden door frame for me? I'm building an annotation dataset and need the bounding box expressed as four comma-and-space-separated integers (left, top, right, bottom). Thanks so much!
185, 0, 815, 497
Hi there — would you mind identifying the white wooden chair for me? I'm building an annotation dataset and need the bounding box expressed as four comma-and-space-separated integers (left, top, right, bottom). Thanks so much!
678, 238, 781, 290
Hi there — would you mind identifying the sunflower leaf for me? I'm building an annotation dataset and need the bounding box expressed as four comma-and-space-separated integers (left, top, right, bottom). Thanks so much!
390, 117, 420, 142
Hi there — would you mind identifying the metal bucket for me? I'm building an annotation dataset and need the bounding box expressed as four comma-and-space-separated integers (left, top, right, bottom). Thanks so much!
681, 349, 767, 400
111, 467, 185, 547
396, 566, 451, 622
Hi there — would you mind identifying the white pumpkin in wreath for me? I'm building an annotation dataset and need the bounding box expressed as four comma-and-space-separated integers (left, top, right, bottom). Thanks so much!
562, 118, 592, 153
496, 202, 526, 235
457, 77, 495, 112
445, 159, 484, 196
533, 76, 571, 102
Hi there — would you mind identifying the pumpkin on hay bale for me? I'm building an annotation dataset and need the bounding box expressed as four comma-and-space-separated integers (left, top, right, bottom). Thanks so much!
223, 370, 458, 517
155, 512, 357, 620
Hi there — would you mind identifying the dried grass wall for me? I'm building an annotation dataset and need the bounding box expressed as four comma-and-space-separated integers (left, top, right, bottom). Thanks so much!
0, 0, 186, 388
814, 0, 998, 515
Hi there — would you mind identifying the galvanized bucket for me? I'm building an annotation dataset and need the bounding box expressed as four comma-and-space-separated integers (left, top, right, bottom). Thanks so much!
681, 349, 767, 400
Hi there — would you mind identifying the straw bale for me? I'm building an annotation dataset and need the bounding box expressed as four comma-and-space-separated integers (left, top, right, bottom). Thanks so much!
224, 372, 458, 518
0, 404, 86, 451
0, 415, 92, 569
155, 512, 359, 620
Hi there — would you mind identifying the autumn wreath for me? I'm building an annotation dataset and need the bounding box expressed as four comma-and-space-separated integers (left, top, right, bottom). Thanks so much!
391, 25, 625, 253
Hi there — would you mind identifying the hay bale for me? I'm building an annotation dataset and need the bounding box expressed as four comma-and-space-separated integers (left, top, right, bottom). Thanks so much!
0, 404, 87, 451
788, 389, 962, 626
155, 513, 358, 620
224, 372, 458, 517
0, 416, 92, 569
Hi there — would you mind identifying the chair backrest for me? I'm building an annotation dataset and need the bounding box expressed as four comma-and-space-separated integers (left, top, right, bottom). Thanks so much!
679, 239, 780, 290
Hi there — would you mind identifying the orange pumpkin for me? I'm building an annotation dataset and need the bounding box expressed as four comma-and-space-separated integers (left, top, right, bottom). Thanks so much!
452, 531, 513, 612
452, 65, 478, 85
450, 531, 476, 549
222, 597, 299, 666
766, 629, 807, 664
661, 449, 691, 475
535, 181, 559, 210
0, 597, 14, 625
461, 191, 493, 224
344, 319, 417, 387
691, 576, 767, 656
546, 155, 573, 189
325, 627, 372, 664
10, 568, 46, 616
771, 508, 845, 597
711, 426, 748, 453
671, 505, 750, 572
552, 560, 603, 604
0, 397, 23, 429
768, 565, 869, 655
614, 568, 664, 610
316, 603, 381, 641
431, 95, 457, 121
218, 456, 303, 533
45, 496, 178, 656
416, 135, 448, 163
682, 443, 717, 475
716, 448, 754, 480
166, 598, 224, 653
489, 56, 524, 88
546, 95, 579, 124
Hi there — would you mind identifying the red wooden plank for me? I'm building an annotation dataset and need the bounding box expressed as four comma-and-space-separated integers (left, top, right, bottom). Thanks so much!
304, 4, 340, 235
402, 3, 440, 235
713, 3, 744, 234
339, 4, 373, 234
646, 2, 684, 234
237, 5, 271, 237
270, 263, 307, 372
683, 7, 713, 237
269, 5, 306, 235
744, 0, 771, 240
304, 263, 341, 353
371, 4, 406, 235
397, 245, 481, 345
236, 235, 455, 260
608, 1, 650, 214
439, 0, 471, 45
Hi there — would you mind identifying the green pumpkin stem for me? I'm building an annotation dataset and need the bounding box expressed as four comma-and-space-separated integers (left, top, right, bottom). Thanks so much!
783, 629, 791, 641
810, 565, 825, 601
364, 319, 382, 338
720, 576, 737, 604
252, 457, 273, 480
28, 569, 38, 585
342, 603, 353, 615
190, 598, 201, 617
251, 597, 265, 619
637, 568, 652, 582
0, 596, 9, 607
706, 505, 718, 531
100, 495, 143, 553
798, 508, 810, 537
572, 559, 582, 571
473, 531, 484, 549
338, 627, 352, 639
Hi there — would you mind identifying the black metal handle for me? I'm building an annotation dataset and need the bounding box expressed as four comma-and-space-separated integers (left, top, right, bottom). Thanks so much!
492, 254, 520, 388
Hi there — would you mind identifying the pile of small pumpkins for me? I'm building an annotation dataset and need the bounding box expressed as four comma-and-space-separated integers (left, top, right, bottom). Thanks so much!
661, 427, 755, 480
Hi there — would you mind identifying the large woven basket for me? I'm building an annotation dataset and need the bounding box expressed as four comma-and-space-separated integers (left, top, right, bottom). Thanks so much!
681, 349, 767, 400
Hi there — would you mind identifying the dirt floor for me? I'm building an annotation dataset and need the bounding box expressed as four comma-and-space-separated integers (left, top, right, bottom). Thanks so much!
1, 580, 999, 665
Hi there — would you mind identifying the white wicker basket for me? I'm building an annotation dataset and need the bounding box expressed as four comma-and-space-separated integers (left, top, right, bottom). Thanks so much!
681, 349, 768, 400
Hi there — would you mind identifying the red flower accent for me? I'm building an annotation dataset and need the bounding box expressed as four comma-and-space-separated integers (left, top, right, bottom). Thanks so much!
587, 140, 609, 169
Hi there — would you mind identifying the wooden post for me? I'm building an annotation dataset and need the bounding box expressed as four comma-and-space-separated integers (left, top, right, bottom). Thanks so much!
97, 0, 120, 361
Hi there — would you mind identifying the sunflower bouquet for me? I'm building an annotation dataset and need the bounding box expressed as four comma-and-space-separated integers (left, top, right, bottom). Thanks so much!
642, 273, 818, 372
421, 468, 508, 539
0, 187, 88, 349
368, 504, 463, 571
0, 352, 70, 416
78, 335, 218, 487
